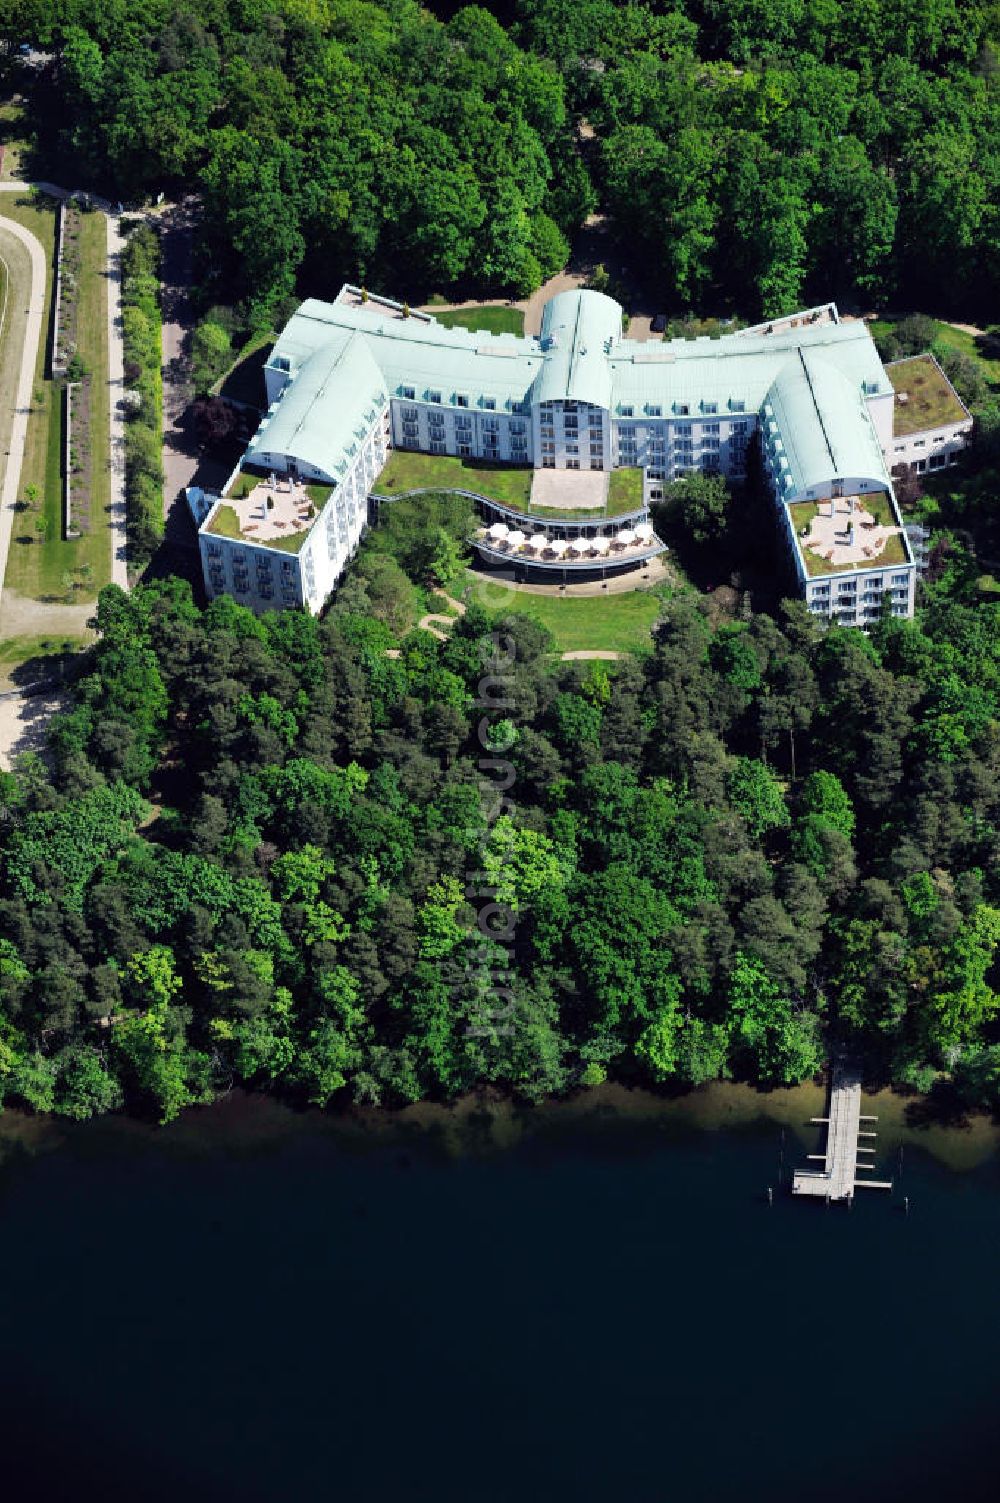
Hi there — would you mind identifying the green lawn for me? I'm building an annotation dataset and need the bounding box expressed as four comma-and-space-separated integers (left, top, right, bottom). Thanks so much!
0, 100, 29, 181
376, 450, 535, 508
459, 570, 669, 653
1, 194, 113, 603
608, 467, 644, 511
430, 306, 525, 337
0, 633, 85, 687
885, 355, 968, 434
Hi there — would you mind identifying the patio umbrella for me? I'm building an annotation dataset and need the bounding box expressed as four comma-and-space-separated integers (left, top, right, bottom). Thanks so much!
569, 537, 590, 555
507, 530, 526, 548
488, 521, 509, 540
591, 535, 611, 555
528, 533, 548, 551
547, 538, 568, 557
617, 528, 636, 547
635, 521, 654, 540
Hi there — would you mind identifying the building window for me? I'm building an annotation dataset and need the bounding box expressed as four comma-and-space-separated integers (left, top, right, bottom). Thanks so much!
430, 440, 447, 455
647, 404, 662, 417
590, 459, 603, 470
401, 406, 417, 421
542, 456, 555, 468
565, 443, 578, 454
455, 394, 468, 408
702, 401, 718, 414
675, 423, 691, 436
703, 423, 720, 435
732, 420, 748, 435
674, 403, 690, 416
620, 405, 634, 418
402, 422, 419, 439
590, 444, 603, 456
510, 421, 526, 435
402, 386, 415, 401
729, 399, 745, 413
456, 415, 472, 432
566, 459, 580, 469
483, 417, 499, 432
458, 443, 471, 456
427, 389, 441, 404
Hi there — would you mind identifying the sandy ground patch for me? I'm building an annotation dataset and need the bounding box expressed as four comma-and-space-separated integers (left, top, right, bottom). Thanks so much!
0, 589, 95, 639
529, 467, 609, 510
0, 685, 65, 769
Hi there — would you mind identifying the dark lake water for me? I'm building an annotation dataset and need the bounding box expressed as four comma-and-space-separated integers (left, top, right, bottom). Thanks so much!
1, 1084, 999, 1502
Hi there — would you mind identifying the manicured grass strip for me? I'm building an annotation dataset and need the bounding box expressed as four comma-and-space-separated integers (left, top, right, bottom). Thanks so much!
2, 194, 114, 602
376, 450, 534, 508
608, 466, 644, 510
431, 306, 525, 336
462, 573, 668, 654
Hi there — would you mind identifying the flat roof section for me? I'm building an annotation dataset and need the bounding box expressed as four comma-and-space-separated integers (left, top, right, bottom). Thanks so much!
885, 354, 969, 437
789, 493, 911, 576
206, 476, 320, 554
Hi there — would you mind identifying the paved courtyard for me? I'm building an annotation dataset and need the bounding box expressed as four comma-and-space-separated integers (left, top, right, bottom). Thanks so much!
800, 496, 898, 567
529, 468, 609, 510
224, 479, 316, 541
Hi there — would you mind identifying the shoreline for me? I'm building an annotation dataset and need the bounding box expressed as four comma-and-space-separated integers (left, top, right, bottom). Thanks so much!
2, 1077, 998, 1175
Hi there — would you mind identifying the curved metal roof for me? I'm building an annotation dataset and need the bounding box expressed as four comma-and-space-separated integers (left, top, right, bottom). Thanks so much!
248, 331, 388, 481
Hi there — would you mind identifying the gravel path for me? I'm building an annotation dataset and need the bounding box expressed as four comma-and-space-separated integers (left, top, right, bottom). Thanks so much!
0, 208, 45, 616
560, 650, 622, 660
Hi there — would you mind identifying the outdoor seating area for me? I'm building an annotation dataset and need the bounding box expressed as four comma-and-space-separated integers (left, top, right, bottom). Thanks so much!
214, 473, 319, 543
476, 519, 661, 568
792, 494, 905, 574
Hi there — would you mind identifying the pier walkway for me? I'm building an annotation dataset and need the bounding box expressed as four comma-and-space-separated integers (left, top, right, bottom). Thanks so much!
792, 1061, 893, 1203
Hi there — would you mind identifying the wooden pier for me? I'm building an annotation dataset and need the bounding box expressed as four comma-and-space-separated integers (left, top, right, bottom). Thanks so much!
792, 1062, 893, 1204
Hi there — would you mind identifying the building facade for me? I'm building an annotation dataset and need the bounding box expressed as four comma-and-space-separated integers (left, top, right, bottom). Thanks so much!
194, 285, 919, 621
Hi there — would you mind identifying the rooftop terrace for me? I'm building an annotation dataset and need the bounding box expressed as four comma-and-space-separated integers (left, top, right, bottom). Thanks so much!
206, 473, 325, 553
789, 493, 909, 577
886, 355, 969, 437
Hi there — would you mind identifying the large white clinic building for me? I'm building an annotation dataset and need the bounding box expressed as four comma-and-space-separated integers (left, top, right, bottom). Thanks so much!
193, 285, 953, 626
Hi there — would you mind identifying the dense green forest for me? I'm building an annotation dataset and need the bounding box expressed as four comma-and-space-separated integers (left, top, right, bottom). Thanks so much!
1, 444, 999, 1122
4, 0, 999, 319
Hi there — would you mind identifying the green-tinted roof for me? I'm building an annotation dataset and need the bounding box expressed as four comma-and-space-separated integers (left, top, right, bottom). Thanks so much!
763, 350, 888, 498
248, 331, 388, 481
535, 289, 622, 407
254, 288, 893, 501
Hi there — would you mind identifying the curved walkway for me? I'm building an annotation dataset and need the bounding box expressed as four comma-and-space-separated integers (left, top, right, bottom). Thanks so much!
0, 179, 128, 593
0, 211, 46, 616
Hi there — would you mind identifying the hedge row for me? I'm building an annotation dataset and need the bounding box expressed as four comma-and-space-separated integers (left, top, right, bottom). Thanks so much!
121, 225, 163, 568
